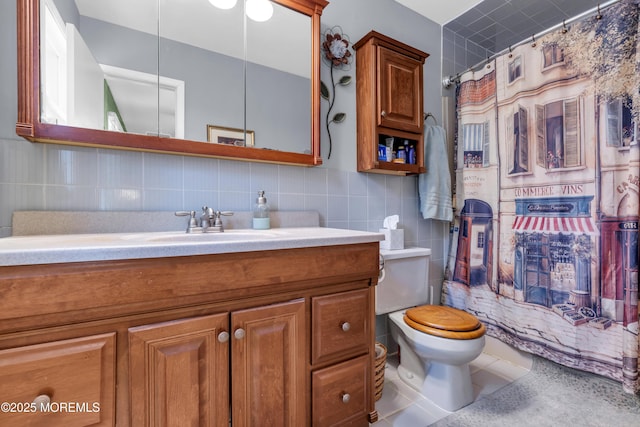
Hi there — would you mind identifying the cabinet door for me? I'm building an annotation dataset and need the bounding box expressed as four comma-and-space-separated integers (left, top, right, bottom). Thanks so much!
231, 299, 306, 427
129, 313, 229, 427
378, 46, 423, 133
0, 333, 115, 427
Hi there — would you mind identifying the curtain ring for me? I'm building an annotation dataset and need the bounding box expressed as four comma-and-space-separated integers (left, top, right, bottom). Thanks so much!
562, 20, 568, 34
486, 56, 491, 69
531, 34, 537, 48
508, 45, 513, 58
596, 4, 602, 20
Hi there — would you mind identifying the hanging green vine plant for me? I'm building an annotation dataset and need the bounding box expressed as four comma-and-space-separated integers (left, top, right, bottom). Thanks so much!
321, 26, 352, 159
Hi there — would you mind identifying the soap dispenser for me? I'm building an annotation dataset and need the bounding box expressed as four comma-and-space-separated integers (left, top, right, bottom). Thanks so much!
253, 190, 270, 229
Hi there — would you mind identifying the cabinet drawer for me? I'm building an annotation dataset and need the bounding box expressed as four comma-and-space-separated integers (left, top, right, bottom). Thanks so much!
311, 355, 370, 427
0, 333, 115, 427
312, 289, 370, 364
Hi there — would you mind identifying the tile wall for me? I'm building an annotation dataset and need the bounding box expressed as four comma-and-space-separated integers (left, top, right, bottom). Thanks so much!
0, 137, 449, 282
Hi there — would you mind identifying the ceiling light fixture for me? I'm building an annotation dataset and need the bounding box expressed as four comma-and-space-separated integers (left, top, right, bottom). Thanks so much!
209, 0, 238, 10
246, 0, 273, 22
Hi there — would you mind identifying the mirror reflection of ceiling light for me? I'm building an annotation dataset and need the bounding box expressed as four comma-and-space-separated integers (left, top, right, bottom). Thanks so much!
208, 0, 237, 9
246, 0, 273, 22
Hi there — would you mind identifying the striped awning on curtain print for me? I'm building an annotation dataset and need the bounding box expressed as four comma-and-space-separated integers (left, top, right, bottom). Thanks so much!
512, 216, 599, 235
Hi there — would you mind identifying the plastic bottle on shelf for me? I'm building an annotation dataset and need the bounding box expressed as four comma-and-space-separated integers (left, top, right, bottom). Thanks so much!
408, 144, 416, 164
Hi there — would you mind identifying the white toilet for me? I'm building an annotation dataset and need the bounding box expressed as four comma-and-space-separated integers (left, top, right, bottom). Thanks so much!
376, 247, 486, 412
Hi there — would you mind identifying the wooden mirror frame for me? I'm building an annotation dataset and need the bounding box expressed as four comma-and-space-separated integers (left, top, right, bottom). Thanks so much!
16, 0, 328, 166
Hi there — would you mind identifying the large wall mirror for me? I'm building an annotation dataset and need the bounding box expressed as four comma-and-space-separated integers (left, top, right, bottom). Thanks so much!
17, 0, 328, 166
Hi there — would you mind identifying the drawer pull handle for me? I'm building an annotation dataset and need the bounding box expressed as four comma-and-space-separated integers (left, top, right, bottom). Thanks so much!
234, 328, 246, 340
218, 331, 230, 343
32, 394, 51, 411
381, 110, 387, 118
341, 322, 351, 332
341, 393, 351, 404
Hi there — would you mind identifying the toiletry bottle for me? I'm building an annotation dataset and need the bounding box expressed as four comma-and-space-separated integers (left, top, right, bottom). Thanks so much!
397, 146, 406, 163
408, 144, 416, 164
253, 190, 270, 229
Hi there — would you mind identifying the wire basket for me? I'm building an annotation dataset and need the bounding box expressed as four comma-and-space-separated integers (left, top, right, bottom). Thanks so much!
374, 342, 387, 401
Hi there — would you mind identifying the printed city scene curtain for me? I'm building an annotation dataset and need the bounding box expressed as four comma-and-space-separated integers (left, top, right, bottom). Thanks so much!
443, 0, 640, 393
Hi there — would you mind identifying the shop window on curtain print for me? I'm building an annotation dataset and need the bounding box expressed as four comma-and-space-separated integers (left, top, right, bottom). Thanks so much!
606, 98, 635, 147
477, 231, 485, 248
535, 98, 581, 170
509, 106, 529, 174
508, 56, 522, 83
542, 43, 564, 68
463, 122, 490, 168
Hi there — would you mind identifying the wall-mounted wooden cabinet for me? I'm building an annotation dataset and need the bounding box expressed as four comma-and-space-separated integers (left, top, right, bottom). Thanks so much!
354, 31, 429, 175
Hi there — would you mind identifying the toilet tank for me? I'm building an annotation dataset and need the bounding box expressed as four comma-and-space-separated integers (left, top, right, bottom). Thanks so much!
376, 247, 431, 315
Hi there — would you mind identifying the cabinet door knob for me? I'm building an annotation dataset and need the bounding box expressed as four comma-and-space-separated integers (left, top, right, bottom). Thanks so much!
32, 394, 51, 411
341, 322, 351, 332
341, 393, 351, 404
234, 328, 246, 340
217, 331, 230, 343
380, 110, 387, 117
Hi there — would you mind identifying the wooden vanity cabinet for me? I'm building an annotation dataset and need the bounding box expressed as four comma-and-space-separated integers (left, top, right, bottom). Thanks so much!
354, 30, 429, 175
0, 243, 379, 426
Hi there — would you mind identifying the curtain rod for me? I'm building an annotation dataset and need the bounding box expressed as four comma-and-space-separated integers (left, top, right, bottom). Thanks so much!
442, 0, 621, 88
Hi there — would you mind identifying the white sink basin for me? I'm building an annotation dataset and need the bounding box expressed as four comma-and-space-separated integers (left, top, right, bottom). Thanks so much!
134, 229, 292, 243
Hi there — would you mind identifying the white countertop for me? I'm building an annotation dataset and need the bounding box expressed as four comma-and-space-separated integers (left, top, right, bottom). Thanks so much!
0, 227, 384, 266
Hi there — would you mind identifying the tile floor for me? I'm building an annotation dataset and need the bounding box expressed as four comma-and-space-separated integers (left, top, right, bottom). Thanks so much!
373, 337, 533, 426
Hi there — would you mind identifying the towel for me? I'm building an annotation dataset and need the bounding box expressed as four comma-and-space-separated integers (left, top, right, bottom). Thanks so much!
419, 124, 453, 221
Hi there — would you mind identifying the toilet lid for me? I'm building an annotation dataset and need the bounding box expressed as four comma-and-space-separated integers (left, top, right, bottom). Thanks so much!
404, 305, 485, 340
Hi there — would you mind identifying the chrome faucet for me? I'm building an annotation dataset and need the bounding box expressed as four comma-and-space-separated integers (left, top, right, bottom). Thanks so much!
175, 207, 234, 233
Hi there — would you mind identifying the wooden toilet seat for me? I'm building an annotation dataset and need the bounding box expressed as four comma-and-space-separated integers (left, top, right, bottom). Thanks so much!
403, 305, 486, 340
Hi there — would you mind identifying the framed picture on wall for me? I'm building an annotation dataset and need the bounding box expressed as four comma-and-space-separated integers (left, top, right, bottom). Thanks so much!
207, 125, 255, 147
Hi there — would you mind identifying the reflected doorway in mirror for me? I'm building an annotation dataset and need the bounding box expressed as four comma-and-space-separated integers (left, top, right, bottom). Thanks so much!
207, 125, 255, 147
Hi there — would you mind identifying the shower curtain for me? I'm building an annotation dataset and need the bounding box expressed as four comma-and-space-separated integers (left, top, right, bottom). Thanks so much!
443, 0, 640, 393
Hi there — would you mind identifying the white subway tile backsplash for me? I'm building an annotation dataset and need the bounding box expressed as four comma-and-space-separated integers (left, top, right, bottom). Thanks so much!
327, 195, 349, 222
183, 157, 219, 191
2, 140, 447, 291
219, 190, 252, 212
348, 195, 367, 222
45, 185, 98, 210
142, 189, 184, 211
0, 139, 45, 184
278, 165, 305, 194
218, 160, 250, 191
348, 171, 368, 196
97, 149, 143, 188
327, 169, 349, 195
98, 188, 143, 210
250, 163, 278, 195
304, 167, 327, 195
278, 193, 305, 211
143, 153, 184, 190
46, 145, 98, 186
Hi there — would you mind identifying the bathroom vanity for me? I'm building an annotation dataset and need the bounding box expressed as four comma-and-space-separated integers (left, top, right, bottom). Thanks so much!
0, 228, 382, 426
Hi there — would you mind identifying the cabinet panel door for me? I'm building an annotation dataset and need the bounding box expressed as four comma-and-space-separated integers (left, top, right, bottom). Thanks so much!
378, 46, 423, 133
231, 299, 306, 427
0, 333, 115, 427
129, 313, 229, 427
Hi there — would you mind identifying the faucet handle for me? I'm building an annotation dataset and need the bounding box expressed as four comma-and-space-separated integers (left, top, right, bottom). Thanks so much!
212, 211, 234, 229
175, 210, 199, 232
